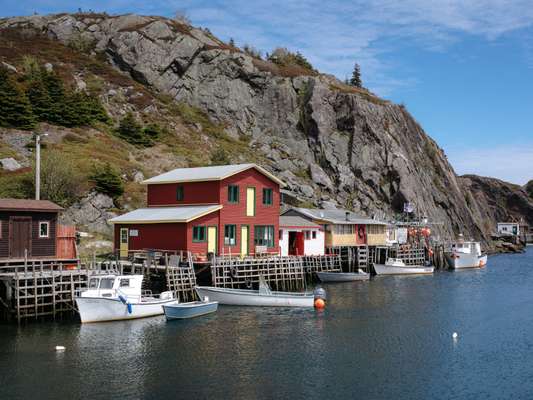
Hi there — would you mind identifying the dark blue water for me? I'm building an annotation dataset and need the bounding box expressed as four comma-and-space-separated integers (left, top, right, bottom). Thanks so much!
1, 248, 533, 399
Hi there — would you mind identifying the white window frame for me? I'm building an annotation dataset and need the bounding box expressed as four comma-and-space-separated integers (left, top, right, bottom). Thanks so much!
39, 221, 50, 238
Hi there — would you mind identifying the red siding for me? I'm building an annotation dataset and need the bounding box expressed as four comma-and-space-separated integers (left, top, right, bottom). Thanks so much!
147, 181, 220, 206
114, 223, 188, 252
187, 210, 220, 255
355, 224, 367, 245
219, 169, 280, 255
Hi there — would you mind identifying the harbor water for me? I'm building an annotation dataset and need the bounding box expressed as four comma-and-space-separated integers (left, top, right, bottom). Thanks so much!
1, 247, 532, 399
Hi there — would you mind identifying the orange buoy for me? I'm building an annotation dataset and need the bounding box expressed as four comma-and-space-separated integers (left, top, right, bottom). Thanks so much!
314, 298, 326, 309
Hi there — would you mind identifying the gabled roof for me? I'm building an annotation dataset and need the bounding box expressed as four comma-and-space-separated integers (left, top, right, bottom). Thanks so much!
109, 205, 222, 224
142, 163, 285, 186
280, 215, 321, 228
284, 207, 387, 226
0, 198, 63, 212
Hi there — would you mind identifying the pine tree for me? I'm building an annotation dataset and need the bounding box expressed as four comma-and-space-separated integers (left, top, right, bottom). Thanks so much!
116, 112, 152, 146
27, 78, 53, 122
90, 163, 124, 199
42, 71, 67, 124
350, 63, 362, 88
0, 68, 36, 130
228, 38, 235, 47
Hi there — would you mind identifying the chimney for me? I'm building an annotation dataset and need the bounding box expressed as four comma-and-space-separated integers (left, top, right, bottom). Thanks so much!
345, 211, 350, 221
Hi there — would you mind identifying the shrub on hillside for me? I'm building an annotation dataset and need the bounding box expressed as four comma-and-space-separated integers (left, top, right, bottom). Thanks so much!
211, 148, 230, 165
90, 163, 124, 199
268, 48, 315, 72
525, 180, 533, 199
116, 112, 153, 146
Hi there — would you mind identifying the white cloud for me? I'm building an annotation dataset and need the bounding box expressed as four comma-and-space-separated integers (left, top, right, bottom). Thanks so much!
446, 144, 533, 185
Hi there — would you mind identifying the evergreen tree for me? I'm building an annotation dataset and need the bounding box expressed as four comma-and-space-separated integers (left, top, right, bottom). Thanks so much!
116, 112, 152, 146
143, 123, 163, 139
90, 163, 124, 199
27, 78, 53, 122
228, 38, 235, 47
0, 68, 36, 130
350, 63, 362, 88
42, 70, 67, 124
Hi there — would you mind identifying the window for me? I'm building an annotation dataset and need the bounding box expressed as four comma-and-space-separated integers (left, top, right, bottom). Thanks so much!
312, 231, 317, 239
193, 226, 206, 242
263, 188, 273, 205
0, 220, 2, 239
120, 228, 128, 244
305, 231, 311, 240
334, 225, 354, 235
176, 185, 184, 201
39, 221, 50, 238
88, 278, 99, 289
120, 279, 130, 287
228, 185, 239, 203
100, 278, 114, 289
224, 225, 237, 246
254, 225, 275, 247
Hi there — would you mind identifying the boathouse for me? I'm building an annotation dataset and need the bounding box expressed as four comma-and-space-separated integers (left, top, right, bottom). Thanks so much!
279, 215, 324, 256
110, 164, 284, 258
282, 207, 388, 247
0, 198, 63, 259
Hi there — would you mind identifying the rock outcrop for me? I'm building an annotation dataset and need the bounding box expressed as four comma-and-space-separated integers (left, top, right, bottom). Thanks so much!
1, 13, 531, 243
60, 192, 116, 235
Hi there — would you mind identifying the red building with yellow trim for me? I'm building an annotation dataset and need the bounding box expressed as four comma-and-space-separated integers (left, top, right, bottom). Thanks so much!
110, 164, 284, 257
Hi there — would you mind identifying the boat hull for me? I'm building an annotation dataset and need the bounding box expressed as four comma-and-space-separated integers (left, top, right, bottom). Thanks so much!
374, 263, 434, 275
316, 271, 370, 282
75, 297, 174, 323
195, 287, 314, 307
163, 301, 218, 320
445, 253, 488, 269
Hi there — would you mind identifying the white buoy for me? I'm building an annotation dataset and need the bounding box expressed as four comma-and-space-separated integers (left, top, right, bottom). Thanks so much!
452, 332, 458, 339
55, 346, 66, 351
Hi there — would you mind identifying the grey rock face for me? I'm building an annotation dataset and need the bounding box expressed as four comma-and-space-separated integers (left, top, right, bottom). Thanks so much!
0, 157, 22, 171
60, 192, 116, 235
1, 13, 525, 242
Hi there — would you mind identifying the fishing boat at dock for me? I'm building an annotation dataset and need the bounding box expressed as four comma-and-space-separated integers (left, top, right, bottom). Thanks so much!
316, 269, 370, 282
374, 258, 434, 275
195, 277, 320, 307
163, 300, 218, 320
75, 275, 175, 323
445, 239, 488, 269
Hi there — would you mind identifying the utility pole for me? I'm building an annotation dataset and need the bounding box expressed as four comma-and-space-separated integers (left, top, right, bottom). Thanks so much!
34, 132, 48, 201
35, 133, 41, 200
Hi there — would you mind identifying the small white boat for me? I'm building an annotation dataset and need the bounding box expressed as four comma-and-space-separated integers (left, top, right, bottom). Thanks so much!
195, 277, 316, 307
163, 300, 218, 320
75, 275, 175, 323
317, 269, 370, 282
445, 240, 488, 269
374, 258, 434, 275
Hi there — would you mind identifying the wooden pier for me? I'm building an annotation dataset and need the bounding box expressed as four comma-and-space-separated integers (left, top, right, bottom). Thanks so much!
0, 259, 88, 322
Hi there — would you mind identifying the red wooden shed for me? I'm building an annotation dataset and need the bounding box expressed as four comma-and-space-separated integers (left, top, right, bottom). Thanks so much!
110, 164, 284, 258
0, 198, 63, 259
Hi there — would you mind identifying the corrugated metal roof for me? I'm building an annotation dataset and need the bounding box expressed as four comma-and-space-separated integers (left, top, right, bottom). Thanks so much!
109, 205, 222, 224
142, 163, 285, 186
284, 207, 387, 226
0, 198, 63, 212
280, 215, 320, 228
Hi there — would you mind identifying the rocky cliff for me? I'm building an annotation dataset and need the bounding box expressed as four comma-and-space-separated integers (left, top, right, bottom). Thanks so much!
0, 13, 531, 245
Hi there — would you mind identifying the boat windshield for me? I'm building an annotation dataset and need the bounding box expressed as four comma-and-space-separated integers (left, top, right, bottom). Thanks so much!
100, 278, 115, 289
88, 278, 99, 289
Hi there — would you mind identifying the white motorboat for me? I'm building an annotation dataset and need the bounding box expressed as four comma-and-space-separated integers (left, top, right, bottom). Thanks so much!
373, 258, 434, 275
316, 269, 370, 282
445, 240, 488, 269
75, 275, 175, 323
195, 277, 318, 307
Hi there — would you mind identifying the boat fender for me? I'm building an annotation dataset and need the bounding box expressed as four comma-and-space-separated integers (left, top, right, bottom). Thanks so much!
313, 287, 327, 301
118, 295, 128, 305
230, 266, 238, 279
127, 303, 132, 314
245, 279, 252, 289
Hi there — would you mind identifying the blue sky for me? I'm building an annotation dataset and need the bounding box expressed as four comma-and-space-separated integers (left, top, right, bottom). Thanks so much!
2, 1, 533, 184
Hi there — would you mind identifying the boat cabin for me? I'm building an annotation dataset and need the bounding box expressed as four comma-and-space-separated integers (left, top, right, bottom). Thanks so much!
279, 215, 324, 256
450, 241, 481, 256
110, 164, 284, 258
0, 198, 64, 259
282, 207, 388, 247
